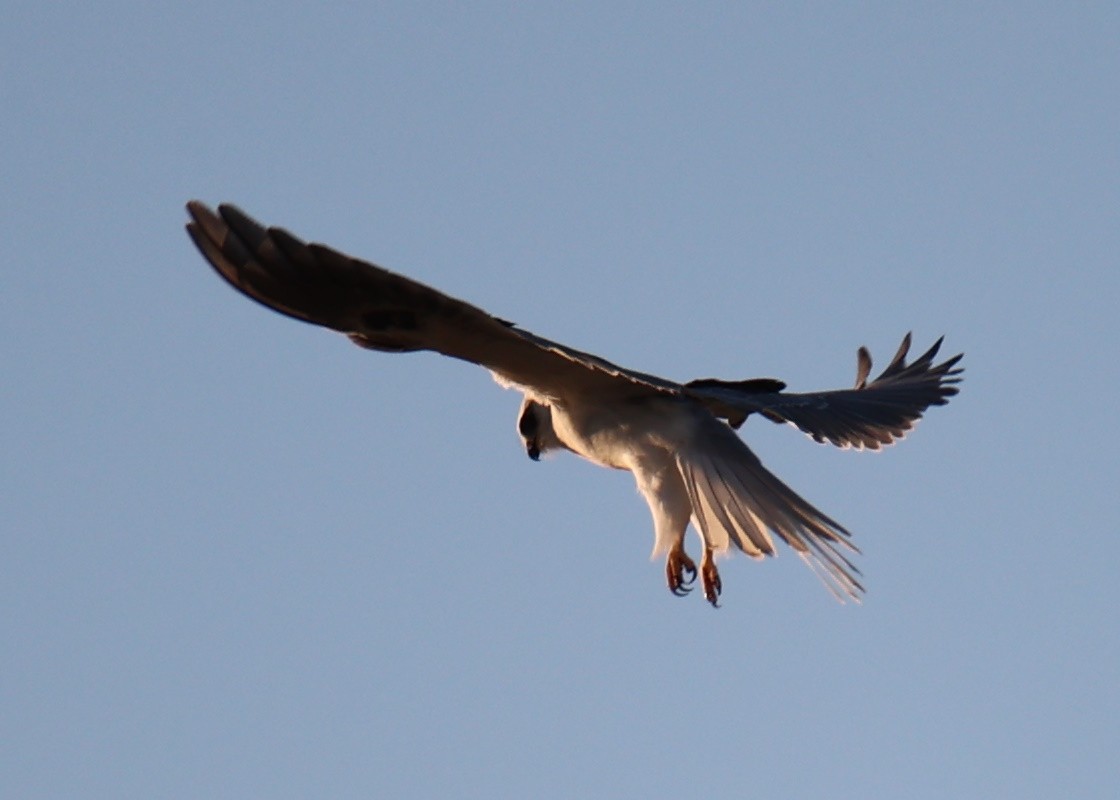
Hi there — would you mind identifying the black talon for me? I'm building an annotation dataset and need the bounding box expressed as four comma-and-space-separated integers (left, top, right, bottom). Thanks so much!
704, 583, 721, 608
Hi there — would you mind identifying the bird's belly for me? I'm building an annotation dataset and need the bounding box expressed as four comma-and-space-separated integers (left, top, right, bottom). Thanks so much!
568, 429, 637, 470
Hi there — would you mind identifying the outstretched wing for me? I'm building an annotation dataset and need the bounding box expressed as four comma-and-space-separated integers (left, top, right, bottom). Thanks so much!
186, 202, 962, 450
185, 201, 682, 402
686, 334, 964, 450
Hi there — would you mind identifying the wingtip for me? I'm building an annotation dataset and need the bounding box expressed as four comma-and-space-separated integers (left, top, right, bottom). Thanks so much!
184, 200, 227, 243
891, 331, 913, 365
185, 200, 257, 234
215, 202, 252, 224
855, 346, 872, 389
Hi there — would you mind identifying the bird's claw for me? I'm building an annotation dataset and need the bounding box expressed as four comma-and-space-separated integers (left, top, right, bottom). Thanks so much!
666, 549, 698, 597
702, 558, 722, 608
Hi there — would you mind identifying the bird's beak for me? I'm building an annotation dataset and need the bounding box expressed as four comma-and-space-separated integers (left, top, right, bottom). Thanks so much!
527, 443, 540, 461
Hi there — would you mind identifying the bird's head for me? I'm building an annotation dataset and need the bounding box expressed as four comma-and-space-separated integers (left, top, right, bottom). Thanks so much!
517, 397, 560, 462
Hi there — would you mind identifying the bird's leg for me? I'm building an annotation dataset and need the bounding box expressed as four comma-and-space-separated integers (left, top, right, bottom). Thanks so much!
701, 546, 722, 608
665, 542, 697, 597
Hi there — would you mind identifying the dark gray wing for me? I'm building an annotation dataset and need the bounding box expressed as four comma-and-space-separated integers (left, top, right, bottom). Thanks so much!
185, 202, 683, 402
185, 202, 962, 448
685, 334, 964, 450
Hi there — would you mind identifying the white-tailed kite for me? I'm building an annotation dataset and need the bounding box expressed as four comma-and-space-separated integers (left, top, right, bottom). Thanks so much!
186, 201, 963, 606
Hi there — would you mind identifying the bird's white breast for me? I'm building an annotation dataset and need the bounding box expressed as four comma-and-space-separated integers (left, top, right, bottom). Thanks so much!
549, 396, 700, 472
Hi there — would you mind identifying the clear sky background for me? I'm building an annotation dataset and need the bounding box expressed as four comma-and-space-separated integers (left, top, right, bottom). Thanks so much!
3, 3, 1117, 798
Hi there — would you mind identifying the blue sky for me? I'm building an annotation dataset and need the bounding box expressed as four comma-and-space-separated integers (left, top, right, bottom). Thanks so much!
3, 2, 1117, 797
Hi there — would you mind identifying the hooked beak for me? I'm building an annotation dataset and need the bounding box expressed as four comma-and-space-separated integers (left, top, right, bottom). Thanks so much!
527, 443, 540, 461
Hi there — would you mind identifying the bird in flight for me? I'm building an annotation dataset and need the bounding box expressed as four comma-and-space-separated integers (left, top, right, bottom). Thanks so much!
186, 201, 963, 606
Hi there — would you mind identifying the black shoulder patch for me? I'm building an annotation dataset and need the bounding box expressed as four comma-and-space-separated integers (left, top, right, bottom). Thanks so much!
686, 377, 787, 394
361, 308, 419, 331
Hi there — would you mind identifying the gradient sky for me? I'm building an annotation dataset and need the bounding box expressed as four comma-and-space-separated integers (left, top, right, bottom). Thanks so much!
4, 3, 1118, 798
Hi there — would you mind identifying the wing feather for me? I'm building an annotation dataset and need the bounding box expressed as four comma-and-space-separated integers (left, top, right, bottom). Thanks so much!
186, 201, 681, 402
686, 333, 963, 449
187, 202, 961, 453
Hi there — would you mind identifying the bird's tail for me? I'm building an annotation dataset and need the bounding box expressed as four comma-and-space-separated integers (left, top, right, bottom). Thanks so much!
675, 424, 864, 602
